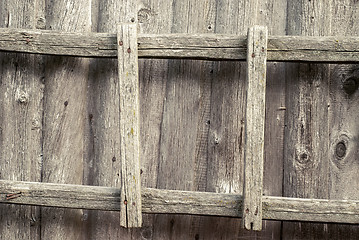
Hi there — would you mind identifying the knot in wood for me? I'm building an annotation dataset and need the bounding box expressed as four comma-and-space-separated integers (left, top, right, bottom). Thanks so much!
16, 90, 29, 104
343, 77, 358, 95
138, 8, 152, 23
335, 141, 346, 159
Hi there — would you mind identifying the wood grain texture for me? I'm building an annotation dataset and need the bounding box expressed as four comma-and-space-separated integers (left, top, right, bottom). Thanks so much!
84, 0, 141, 239
2, 180, 359, 224
41, 0, 91, 239
117, 23, 142, 228
0, 1, 43, 239
242, 26, 268, 231
2, 28, 359, 61
283, 1, 336, 239
327, 1, 359, 238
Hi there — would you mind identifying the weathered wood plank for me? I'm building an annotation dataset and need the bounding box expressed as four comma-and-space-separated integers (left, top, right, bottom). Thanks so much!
118, 23, 142, 228
41, 0, 91, 239
1, 180, 359, 224
328, 2, 359, 238
283, 1, 332, 239
242, 26, 268, 231
1, 28, 359, 61
84, 0, 139, 238
0, 1, 43, 239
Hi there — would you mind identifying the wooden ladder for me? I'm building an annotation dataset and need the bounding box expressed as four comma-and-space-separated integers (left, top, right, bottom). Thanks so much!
1, 24, 359, 230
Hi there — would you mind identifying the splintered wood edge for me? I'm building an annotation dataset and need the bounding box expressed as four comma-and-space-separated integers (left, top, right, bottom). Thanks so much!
118, 23, 142, 228
1, 28, 359, 61
242, 26, 268, 231
0, 180, 359, 224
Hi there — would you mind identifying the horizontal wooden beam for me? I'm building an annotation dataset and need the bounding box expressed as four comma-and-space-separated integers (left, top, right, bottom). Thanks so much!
0, 28, 359, 62
1, 180, 359, 224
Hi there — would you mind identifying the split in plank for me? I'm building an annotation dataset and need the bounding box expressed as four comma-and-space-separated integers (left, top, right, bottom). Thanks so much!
1, 28, 359, 62
1, 180, 359, 224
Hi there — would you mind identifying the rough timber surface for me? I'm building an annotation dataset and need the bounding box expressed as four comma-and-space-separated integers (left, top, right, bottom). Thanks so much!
0, 1, 43, 239
40, 0, 91, 239
118, 23, 142, 228
1, 0, 359, 239
1, 28, 359, 62
283, 1, 359, 239
2, 180, 359, 224
83, 0, 142, 239
242, 26, 268, 231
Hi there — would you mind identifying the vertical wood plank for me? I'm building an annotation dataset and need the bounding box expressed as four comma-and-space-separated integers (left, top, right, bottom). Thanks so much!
327, 1, 359, 238
118, 23, 142, 228
0, 1, 43, 239
85, 0, 140, 238
242, 26, 268, 231
41, 0, 91, 239
283, 0, 331, 239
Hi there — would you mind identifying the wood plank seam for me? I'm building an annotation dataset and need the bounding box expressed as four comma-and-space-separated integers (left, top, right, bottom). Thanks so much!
242, 26, 268, 231
117, 23, 142, 228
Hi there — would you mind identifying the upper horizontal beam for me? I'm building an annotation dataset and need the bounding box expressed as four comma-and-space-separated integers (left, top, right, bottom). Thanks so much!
0, 28, 359, 62
1, 180, 359, 224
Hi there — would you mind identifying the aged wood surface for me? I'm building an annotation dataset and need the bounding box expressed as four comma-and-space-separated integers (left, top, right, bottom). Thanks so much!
0, 1, 358, 239
283, 1, 359, 239
242, 26, 268, 231
117, 23, 142, 228
2, 180, 359, 224
84, 0, 140, 239
327, 1, 359, 239
0, 1, 43, 239
40, 0, 90, 239
2, 28, 359, 62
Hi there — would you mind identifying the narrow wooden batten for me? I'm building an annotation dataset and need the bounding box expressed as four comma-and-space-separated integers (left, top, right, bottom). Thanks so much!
242, 26, 268, 231
117, 23, 142, 228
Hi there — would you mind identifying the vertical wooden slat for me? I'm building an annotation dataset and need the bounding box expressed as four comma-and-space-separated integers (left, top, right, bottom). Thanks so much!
0, 1, 43, 239
118, 23, 142, 228
283, 1, 331, 239
41, 0, 91, 239
242, 26, 268, 231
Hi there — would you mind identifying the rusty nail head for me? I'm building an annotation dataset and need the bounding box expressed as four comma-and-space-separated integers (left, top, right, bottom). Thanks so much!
124, 200, 127, 205
127, 48, 131, 53
119, 41, 123, 46
132, 202, 136, 206
251, 53, 255, 58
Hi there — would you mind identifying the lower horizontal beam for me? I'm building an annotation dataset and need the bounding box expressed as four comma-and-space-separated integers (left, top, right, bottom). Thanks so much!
0, 180, 358, 224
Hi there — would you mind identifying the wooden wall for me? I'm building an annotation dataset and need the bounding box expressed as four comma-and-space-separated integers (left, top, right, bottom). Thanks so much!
0, 0, 358, 239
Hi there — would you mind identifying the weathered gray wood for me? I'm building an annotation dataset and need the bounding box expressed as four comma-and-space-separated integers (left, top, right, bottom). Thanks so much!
283, 1, 332, 239
149, 1, 211, 239
242, 26, 268, 231
1, 180, 359, 224
41, 0, 91, 239
327, 2, 359, 238
2, 28, 359, 62
117, 23, 142, 228
137, 1, 175, 239
84, 0, 139, 238
0, 1, 43, 239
